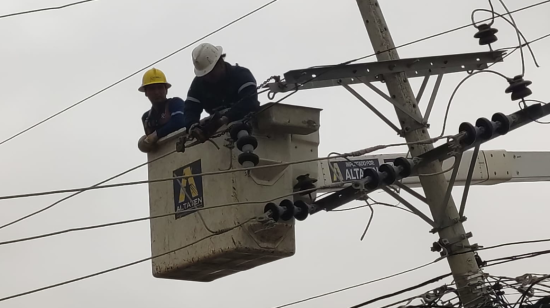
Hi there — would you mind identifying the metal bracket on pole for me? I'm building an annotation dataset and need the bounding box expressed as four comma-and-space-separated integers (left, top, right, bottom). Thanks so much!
439, 152, 463, 226
459, 145, 480, 218
394, 182, 429, 204
265, 51, 505, 93
342, 84, 403, 135
361, 79, 425, 124
416, 75, 430, 104
382, 187, 436, 228
423, 74, 443, 124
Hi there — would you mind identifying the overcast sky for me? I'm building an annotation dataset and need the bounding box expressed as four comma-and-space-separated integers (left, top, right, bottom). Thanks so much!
1, 0, 550, 307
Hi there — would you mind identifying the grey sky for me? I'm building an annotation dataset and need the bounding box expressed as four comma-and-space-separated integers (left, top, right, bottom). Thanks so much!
1, 0, 550, 307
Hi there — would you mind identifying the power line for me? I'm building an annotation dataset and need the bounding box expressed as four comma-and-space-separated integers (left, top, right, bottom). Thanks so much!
272, 260, 442, 308
0, 0, 96, 19
340, 0, 550, 66
0, 184, 339, 246
0, 150, 177, 230
350, 273, 453, 308
3, 0, 549, 148
0, 216, 257, 303
0, 0, 281, 147
0, 138, 449, 203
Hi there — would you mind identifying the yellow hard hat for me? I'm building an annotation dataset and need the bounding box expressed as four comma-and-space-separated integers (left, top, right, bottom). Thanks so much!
139, 68, 172, 92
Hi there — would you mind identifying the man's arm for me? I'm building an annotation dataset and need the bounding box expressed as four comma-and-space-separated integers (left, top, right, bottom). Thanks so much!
223, 67, 259, 123
156, 98, 186, 139
141, 111, 151, 135
182, 80, 204, 131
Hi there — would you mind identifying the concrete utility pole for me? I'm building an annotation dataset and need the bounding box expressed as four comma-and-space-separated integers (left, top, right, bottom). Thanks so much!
356, 1, 485, 306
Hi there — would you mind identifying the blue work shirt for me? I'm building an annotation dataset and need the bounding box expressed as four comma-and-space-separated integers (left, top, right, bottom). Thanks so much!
182, 62, 259, 130
141, 97, 185, 139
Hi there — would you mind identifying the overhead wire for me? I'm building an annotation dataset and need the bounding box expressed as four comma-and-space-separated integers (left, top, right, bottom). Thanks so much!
3, 0, 550, 148
0, 139, 452, 203
0, 184, 344, 246
496, 0, 526, 77
0, 0, 95, 19
0, 216, 257, 303
0, 0, 281, 147
440, 69, 510, 137
349, 273, 453, 308
472, 9, 539, 68
272, 260, 443, 308
0, 149, 178, 230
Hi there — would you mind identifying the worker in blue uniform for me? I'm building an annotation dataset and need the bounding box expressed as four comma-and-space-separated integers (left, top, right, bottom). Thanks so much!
138, 68, 186, 152
182, 43, 260, 142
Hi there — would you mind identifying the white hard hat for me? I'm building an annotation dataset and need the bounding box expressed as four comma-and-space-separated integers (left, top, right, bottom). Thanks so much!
192, 43, 224, 77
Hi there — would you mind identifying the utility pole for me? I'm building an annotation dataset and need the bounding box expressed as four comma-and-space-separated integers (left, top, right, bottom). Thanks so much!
356, 1, 485, 306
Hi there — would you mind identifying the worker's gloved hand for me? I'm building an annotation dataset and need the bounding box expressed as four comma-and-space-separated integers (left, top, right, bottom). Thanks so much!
189, 124, 208, 143
201, 112, 224, 137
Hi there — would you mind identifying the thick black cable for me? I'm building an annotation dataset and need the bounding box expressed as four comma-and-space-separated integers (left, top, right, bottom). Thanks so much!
0, 217, 254, 303
0, 0, 95, 19
272, 260, 441, 308
0, 0, 281, 147
350, 273, 453, 308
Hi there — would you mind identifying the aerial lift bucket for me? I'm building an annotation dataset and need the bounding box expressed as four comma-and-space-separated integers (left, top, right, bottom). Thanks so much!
144, 103, 322, 282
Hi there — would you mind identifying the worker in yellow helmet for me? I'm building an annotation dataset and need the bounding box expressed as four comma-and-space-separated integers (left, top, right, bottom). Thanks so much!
137, 68, 185, 152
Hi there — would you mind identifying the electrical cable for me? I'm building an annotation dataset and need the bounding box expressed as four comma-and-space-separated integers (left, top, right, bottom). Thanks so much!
0, 140, 452, 202
330, 201, 414, 215
360, 201, 374, 241
334, 0, 550, 66
272, 260, 442, 308
440, 69, 509, 138
471, 0, 496, 27
472, 9, 538, 68
520, 100, 550, 124
4, 0, 549, 149
0, 184, 342, 246
0, 0, 281, 147
350, 273, 453, 308
496, 0, 526, 77
0, 216, 257, 303
0, 0, 95, 19
0, 149, 178, 230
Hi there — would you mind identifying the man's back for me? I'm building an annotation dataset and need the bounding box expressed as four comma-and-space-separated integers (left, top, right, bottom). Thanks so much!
183, 62, 259, 130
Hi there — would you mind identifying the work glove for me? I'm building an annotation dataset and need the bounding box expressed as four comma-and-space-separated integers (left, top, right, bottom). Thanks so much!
200, 112, 224, 138
189, 123, 208, 143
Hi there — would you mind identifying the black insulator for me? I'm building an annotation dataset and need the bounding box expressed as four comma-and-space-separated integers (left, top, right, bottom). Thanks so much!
393, 157, 412, 178
379, 164, 397, 185
230, 122, 252, 141
474, 23, 498, 46
505, 75, 533, 101
293, 200, 310, 221
491, 112, 511, 135
363, 168, 381, 190
264, 202, 283, 222
475, 117, 497, 140
293, 174, 318, 193
279, 199, 295, 221
238, 152, 260, 166
459, 122, 477, 146
236, 135, 258, 152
